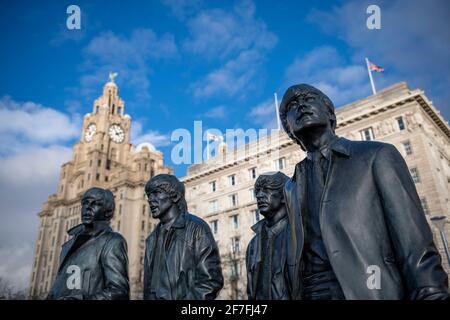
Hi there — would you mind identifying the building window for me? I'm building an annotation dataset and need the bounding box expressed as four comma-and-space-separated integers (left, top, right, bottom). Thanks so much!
209, 200, 219, 213
210, 180, 217, 192
144, 163, 148, 171
402, 141, 413, 155
360, 127, 375, 141
96, 106, 100, 113
231, 260, 240, 278
89, 159, 93, 167
118, 106, 122, 114
211, 220, 218, 234
117, 220, 121, 231
141, 220, 145, 232
142, 204, 146, 216
228, 174, 236, 186
397, 116, 406, 131
250, 188, 255, 201
231, 236, 240, 253
98, 159, 101, 167
96, 173, 100, 181
410, 167, 421, 184
275, 157, 286, 171
87, 173, 91, 181
231, 214, 239, 229
105, 176, 108, 182
229, 194, 238, 207
249, 167, 257, 180
420, 198, 429, 215
119, 204, 122, 215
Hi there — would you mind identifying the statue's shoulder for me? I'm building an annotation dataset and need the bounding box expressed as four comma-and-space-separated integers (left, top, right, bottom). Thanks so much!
342, 138, 394, 157
103, 230, 127, 247
184, 213, 214, 237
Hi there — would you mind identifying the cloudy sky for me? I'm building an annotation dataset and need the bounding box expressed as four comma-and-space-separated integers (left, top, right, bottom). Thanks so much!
0, 0, 449, 292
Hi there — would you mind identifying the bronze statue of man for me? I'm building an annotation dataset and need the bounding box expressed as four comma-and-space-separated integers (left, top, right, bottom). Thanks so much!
280, 83, 449, 300
246, 171, 292, 300
143, 174, 224, 300
47, 187, 130, 300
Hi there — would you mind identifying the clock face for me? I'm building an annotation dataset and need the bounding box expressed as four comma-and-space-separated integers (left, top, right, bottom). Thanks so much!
85, 123, 96, 142
109, 124, 125, 143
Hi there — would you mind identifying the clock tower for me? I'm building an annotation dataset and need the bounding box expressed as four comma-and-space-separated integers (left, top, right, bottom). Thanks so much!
29, 74, 173, 299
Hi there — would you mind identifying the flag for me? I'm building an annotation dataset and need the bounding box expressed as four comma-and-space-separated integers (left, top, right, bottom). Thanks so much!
368, 60, 384, 73
206, 132, 223, 141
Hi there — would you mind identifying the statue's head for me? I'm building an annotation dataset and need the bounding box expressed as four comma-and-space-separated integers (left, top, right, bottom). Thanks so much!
254, 172, 289, 220
81, 187, 115, 226
144, 174, 188, 220
279, 84, 336, 149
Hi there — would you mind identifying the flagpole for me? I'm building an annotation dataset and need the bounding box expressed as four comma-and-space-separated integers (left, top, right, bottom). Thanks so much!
274, 93, 281, 130
206, 136, 210, 161
365, 57, 377, 95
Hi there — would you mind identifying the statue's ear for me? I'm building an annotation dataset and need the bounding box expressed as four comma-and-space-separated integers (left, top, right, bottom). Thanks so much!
172, 193, 181, 204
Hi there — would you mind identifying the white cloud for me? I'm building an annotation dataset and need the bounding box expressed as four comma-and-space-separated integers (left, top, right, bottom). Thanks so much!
202, 105, 227, 119
192, 50, 264, 98
307, 0, 450, 118
0, 244, 34, 294
0, 97, 77, 293
162, 0, 203, 19
248, 98, 278, 129
185, 0, 277, 99
130, 120, 171, 147
283, 46, 369, 106
0, 96, 81, 148
69, 28, 178, 110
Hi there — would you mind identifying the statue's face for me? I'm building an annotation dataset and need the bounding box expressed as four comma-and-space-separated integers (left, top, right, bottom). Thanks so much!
255, 185, 283, 219
81, 193, 106, 226
285, 92, 331, 139
146, 187, 173, 220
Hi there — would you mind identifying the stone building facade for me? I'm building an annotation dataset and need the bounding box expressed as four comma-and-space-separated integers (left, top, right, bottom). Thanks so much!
182, 82, 450, 299
29, 78, 172, 299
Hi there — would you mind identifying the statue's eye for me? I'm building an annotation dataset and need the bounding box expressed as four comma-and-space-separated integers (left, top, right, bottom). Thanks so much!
305, 95, 315, 102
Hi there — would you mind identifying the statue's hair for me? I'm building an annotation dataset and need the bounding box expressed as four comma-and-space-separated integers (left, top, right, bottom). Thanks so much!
145, 174, 188, 213
254, 171, 289, 193
279, 84, 336, 149
82, 187, 115, 220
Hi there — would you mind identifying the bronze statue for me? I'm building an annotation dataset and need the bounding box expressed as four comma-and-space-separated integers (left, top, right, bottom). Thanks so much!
47, 187, 130, 300
246, 171, 292, 300
143, 174, 224, 300
280, 83, 450, 300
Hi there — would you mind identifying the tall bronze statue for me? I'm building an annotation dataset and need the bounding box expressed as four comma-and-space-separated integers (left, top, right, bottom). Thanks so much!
47, 187, 130, 300
246, 171, 292, 300
279, 83, 450, 300
143, 174, 224, 300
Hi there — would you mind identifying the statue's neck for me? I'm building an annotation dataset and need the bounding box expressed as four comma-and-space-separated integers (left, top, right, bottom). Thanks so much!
299, 126, 336, 153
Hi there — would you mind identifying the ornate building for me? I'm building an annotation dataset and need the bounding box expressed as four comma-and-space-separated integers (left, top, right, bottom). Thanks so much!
29, 76, 172, 299
182, 82, 450, 299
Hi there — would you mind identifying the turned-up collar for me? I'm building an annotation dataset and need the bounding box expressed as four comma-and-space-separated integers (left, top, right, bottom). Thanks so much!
67, 221, 112, 237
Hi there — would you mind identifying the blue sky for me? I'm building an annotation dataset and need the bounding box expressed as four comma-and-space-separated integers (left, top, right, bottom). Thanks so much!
0, 0, 449, 291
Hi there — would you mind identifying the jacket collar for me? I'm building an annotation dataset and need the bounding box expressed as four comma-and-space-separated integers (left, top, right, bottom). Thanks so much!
67, 221, 112, 237
292, 136, 351, 182
330, 137, 352, 157
163, 211, 187, 229
251, 214, 288, 236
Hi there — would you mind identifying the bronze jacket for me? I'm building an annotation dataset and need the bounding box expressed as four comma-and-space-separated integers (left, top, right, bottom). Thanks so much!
143, 212, 224, 300
47, 222, 130, 300
246, 216, 293, 300
284, 137, 449, 300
